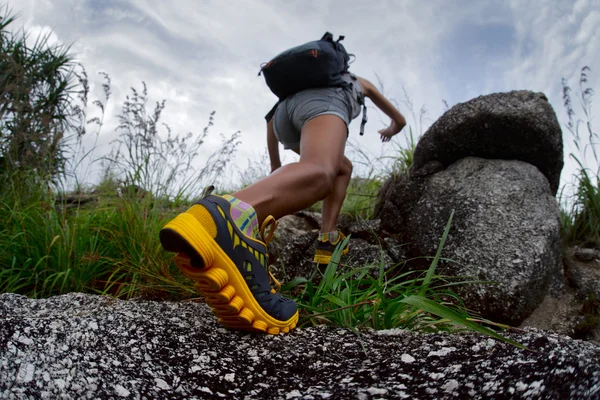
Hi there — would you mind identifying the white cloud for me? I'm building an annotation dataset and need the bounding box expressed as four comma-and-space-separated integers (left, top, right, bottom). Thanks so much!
23, 24, 59, 48
501, 0, 599, 188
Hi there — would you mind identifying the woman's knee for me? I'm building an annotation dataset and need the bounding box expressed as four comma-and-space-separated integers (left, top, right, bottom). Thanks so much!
303, 163, 336, 197
314, 158, 351, 194
341, 157, 353, 176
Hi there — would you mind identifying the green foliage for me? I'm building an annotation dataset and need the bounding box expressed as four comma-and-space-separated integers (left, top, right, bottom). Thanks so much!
89, 194, 197, 300
0, 74, 240, 298
0, 179, 196, 299
564, 158, 600, 246
283, 211, 525, 348
1, 180, 105, 296
339, 177, 383, 220
387, 126, 418, 177
560, 66, 600, 246
0, 6, 85, 184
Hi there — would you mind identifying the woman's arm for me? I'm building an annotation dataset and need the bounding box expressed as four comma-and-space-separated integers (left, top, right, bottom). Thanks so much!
266, 118, 281, 172
356, 76, 407, 142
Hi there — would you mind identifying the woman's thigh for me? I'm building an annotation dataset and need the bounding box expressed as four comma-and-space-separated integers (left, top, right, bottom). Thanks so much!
274, 87, 352, 152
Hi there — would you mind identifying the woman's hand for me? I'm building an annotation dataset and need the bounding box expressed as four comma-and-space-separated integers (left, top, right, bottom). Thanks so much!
356, 76, 407, 143
378, 121, 405, 142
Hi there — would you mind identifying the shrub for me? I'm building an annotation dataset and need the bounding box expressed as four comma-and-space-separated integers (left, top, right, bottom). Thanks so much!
0, 6, 86, 186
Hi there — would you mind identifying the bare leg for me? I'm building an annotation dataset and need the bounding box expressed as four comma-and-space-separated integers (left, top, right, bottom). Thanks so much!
232, 115, 348, 224
320, 156, 352, 233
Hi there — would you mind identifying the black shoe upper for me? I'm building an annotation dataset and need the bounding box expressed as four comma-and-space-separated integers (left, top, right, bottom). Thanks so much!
195, 195, 297, 321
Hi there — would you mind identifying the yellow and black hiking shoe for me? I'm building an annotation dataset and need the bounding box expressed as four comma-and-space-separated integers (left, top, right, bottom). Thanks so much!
313, 231, 349, 265
159, 188, 298, 335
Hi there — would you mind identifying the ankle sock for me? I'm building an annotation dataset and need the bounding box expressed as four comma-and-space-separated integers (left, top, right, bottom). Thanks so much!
319, 231, 339, 243
222, 195, 259, 238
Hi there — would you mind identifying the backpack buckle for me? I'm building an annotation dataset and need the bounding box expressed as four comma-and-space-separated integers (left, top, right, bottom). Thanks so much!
321, 32, 334, 41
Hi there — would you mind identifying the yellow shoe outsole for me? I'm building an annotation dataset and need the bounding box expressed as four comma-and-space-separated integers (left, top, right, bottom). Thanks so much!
313, 253, 333, 265
313, 247, 349, 265
160, 212, 298, 335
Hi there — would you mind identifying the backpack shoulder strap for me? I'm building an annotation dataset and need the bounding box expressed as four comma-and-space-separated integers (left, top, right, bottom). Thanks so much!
264, 101, 280, 122
340, 72, 368, 136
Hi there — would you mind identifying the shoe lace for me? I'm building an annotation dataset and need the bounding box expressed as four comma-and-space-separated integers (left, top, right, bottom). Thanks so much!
259, 215, 281, 294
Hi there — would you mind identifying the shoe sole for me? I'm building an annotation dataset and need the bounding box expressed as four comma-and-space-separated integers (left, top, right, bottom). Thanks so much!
314, 253, 333, 265
159, 212, 299, 335
313, 248, 349, 265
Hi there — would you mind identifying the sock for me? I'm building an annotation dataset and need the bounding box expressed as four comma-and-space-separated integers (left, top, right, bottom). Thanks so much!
319, 231, 339, 243
222, 195, 259, 238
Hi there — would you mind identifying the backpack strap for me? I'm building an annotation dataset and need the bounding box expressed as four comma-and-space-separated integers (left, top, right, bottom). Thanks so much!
346, 72, 368, 136
265, 101, 280, 122
359, 103, 367, 136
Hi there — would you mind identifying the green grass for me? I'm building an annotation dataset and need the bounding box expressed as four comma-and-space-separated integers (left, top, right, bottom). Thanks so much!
0, 202, 106, 297
383, 126, 419, 178
87, 193, 196, 300
560, 66, 600, 247
0, 181, 196, 300
282, 211, 525, 349
340, 177, 384, 220
561, 156, 600, 246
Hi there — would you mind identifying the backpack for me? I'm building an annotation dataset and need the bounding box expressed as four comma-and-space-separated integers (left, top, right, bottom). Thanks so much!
260, 32, 368, 135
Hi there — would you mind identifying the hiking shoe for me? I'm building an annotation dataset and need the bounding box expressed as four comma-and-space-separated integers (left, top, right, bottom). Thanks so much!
313, 231, 349, 265
159, 187, 298, 335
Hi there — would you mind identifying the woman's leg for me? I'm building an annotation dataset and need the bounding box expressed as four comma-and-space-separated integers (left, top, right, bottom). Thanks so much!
232, 114, 348, 224
159, 113, 350, 336
320, 156, 352, 233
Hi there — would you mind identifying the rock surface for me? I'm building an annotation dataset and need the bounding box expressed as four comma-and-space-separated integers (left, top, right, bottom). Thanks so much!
2, 293, 600, 399
411, 90, 564, 195
565, 247, 600, 302
378, 157, 563, 326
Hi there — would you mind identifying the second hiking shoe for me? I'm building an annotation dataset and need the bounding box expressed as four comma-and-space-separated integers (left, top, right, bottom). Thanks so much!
313, 231, 349, 265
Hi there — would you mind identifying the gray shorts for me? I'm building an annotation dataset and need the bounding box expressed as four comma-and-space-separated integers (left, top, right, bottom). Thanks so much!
273, 86, 355, 151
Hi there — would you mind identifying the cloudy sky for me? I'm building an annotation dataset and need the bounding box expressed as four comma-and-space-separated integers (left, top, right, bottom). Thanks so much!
7, 0, 599, 193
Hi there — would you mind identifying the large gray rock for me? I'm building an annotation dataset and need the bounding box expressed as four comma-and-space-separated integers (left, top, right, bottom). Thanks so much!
412, 91, 564, 194
378, 157, 563, 326
374, 159, 447, 239
1, 293, 599, 399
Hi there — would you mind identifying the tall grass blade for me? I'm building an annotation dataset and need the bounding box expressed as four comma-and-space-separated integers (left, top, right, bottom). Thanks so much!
420, 210, 454, 295
401, 295, 526, 349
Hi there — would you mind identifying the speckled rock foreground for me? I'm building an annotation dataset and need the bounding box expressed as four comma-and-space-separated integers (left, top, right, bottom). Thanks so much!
1, 293, 599, 399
